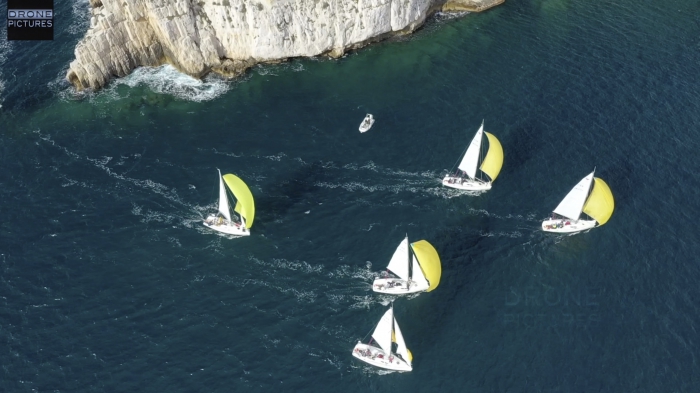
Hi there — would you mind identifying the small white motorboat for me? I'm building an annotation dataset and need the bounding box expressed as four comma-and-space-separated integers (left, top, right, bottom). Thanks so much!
359, 114, 375, 133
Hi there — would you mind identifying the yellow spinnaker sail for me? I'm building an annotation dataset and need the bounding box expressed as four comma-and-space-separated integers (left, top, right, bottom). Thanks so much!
582, 177, 614, 226
407, 349, 413, 362
222, 174, 256, 228
410, 240, 441, 292
479, 132, 504, 182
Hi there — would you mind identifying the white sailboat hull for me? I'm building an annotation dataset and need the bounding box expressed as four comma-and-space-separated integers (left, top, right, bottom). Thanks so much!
203, 215, 250, 236
372, 278, 429, 294
442, 175, 492, 191
352, 343, 412, 372
541, 218, 597, 233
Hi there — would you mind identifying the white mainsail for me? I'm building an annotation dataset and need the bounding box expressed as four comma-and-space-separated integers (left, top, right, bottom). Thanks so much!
410, 255, 429, 288
386, 237, 410, 280
457, 122, 484, 178
217, 170, 232, 222
553, 171, 595, 220
372, 308, 394, 354
392, 316, 411, 365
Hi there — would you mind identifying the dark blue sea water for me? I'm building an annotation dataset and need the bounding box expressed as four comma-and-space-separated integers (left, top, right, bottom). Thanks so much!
2, 0, 700, 391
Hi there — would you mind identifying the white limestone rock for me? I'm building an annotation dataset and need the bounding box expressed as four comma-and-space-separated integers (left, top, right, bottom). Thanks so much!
66, 0, 504, 90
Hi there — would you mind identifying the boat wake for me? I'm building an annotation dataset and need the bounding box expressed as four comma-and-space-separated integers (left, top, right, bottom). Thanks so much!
478, 230, 524, 239
34, 131, 214, 230
313, 178, 494, 201
340, 160, 440, 179
248, 255, 325, 275
468, 209, 540, 223
234, 256, 389, 310
353, 364, 400, 375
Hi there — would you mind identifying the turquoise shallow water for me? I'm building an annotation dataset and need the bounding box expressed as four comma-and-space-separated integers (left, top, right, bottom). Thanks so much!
2, 0, 700, 392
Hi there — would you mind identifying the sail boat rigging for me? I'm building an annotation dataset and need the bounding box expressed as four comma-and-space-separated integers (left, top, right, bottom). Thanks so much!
203, 169, 255, 236
372, 235, 441, 295
443, 120, 504, 191
351, 303, 413, 372
542, 168, 615, 233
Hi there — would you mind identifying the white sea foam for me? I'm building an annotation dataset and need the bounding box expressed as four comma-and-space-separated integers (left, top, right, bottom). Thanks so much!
328, 264, 375, 281
261, 153, 286, 161
248, 256, 324, 274
368, 367, 398, 375
69, 0, 90, 36
203, 147, 243, 158
291, 62, 305, 72
362, 222, 380, 231
349, 295, 376, 309
54, 65, 235, 103
433, 11, 470, 22
167, 237, 182, 248
238, 278, 318, 302
58, 174, 91, 188
314, 180, 450, 199
342, 161, 439, 179
112, 65, 231, 102
130, 204, 178, 224
479, 230, 524, 238
35, 131, 213, 231
0, 30, 11, 105
467, 207, 541, 222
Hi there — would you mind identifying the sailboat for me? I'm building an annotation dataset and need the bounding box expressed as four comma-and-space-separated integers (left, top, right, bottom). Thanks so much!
373, 236, 441, 295
443, 120, 504, 191
352, 304, 413, 372
542, 168, 614, 233
203, 169, 255, 236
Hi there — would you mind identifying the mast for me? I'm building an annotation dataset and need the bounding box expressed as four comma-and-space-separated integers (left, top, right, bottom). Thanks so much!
217, 169, 232, 222
477, 119, 484, 181
391, 302, 396, 355
406, 233, 412, 280
458, 121, 484, 179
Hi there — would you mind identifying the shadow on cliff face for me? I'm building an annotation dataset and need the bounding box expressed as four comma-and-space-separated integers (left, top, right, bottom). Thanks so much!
254, 161, 328, 231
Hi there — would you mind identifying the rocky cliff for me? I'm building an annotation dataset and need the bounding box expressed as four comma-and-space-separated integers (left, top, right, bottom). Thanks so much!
66, 0, 504, 90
